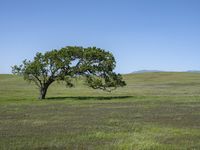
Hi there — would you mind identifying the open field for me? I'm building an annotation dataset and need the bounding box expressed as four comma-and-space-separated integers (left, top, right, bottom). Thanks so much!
0, 72, 200, 149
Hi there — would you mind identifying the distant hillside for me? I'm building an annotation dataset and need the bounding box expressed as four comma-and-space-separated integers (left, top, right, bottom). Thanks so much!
131, 70, 165, 74
186, 70, 200, 73
2, 72, 200, 101
131, 70, 200, 74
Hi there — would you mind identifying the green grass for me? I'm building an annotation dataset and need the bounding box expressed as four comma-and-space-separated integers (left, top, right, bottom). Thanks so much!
0, 72, 200, 149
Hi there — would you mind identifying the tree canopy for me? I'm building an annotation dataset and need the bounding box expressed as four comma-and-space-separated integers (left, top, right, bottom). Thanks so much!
12, 46, 126, 99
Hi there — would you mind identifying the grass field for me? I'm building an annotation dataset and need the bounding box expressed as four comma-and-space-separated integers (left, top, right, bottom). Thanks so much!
0, 72, 200, 150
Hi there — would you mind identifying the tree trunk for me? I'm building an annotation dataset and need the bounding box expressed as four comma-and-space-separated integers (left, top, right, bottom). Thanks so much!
39, 86, 47, 100
38, 79, 54, 100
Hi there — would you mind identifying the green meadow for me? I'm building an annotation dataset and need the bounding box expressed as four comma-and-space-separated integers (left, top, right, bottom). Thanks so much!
0, 72, 200, 150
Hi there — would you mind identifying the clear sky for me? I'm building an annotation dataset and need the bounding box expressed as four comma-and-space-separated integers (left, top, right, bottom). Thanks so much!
1, 0, 200, 74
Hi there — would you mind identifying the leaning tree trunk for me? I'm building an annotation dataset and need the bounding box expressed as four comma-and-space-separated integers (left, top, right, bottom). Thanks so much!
39, 86, 48, 100
38, 79, 54, 100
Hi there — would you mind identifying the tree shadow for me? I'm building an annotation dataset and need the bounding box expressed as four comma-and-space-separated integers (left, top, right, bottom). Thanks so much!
47, 96, 133, 101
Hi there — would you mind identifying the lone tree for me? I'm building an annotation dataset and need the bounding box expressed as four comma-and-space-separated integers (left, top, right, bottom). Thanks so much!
12, 46, 126, 99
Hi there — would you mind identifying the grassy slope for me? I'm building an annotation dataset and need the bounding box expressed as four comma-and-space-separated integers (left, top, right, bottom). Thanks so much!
0, 72, 200, 150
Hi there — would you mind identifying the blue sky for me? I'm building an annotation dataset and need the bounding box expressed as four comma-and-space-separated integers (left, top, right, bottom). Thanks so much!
1, 0, 200, 74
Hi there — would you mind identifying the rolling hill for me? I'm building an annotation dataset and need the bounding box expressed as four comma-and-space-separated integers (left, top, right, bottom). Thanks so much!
0, 72, 200, 149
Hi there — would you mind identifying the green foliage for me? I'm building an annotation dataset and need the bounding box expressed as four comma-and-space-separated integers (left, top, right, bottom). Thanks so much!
12, 46, 126, 99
